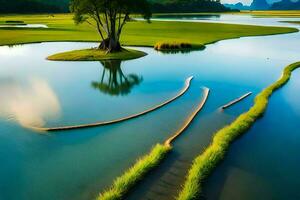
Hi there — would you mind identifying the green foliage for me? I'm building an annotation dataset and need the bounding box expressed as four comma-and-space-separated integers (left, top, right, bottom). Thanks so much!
70, 0, 151, 51
154, 41, 205, 52
0, 0, 69, 13
47, 48, 147, 61
149, 0, 230, 13
0, 14, 297, 47
177, 62, 300, 200
98, 144, 171, 200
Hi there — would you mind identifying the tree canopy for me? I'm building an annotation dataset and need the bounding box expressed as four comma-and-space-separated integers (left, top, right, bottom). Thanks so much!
70, 0, 151, 52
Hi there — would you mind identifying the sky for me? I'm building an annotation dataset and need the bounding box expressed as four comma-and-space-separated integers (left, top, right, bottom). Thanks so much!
221, 0, 280, 5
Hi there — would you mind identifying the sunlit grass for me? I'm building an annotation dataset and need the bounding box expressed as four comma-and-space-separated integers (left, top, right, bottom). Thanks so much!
0, 14, 297, 47
98, 144, 171, 200
154, 41, 205, 52
177, 62, 300, 200
47, 48, 147, 61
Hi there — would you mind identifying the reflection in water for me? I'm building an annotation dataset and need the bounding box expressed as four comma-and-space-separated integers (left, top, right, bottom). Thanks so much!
0, 78, 60, 128
91, 60, 143, 96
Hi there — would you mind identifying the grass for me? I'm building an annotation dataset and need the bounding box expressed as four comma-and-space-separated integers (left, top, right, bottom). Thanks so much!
177, 61, 300, 200
0, 14, 298, 47
281, 21, 300, 25
154, 41, 205, 52
47, 48, 147, 61
98, 87, 209, 200
98, 144, 171, 200
241, 10, 300, 18
0, 20, 26, 25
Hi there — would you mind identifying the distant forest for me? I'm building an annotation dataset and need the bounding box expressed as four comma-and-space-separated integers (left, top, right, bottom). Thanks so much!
150, 0, 231, 12
0, 0, 70, 14
0, 0, 230, 14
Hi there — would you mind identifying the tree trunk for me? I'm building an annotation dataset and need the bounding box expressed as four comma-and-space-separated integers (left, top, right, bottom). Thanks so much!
98, 38, 121, 52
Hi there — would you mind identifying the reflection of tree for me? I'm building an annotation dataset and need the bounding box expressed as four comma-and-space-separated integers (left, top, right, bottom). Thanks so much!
91, 60, 143, 96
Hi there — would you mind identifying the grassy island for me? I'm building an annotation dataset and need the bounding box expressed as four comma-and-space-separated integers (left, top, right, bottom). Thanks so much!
154, 41, 205, 53
47, 48, 147, 61
177, 62, 300, 200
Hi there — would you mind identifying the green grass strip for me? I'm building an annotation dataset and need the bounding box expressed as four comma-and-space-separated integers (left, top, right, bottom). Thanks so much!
177, 61, 300, 200
98, 87, 210, 200
98, 144, 171, 200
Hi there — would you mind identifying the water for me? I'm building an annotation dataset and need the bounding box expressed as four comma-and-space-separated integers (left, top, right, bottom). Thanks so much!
0, 24, 48, 28
150, 14, 300, 200
151, 13, 300, 27
0, 15, 300, 200
203, 70, 300, 200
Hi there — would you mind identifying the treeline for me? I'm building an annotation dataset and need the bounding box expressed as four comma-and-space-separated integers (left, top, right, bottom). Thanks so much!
0, 0, 69, 14
150, 0, 231, 12
0, 0, 231, 14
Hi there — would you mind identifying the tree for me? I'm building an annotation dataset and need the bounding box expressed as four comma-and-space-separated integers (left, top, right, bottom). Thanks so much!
70, 0, 151, 52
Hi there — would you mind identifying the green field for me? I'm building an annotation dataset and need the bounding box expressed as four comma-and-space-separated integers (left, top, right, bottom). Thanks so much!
241, 10, 300, 18
0, 14, 298, 47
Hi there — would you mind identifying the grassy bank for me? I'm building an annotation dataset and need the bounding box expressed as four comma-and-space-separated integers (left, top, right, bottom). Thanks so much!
98, 144, 171, 200
154, 41, 205, 52
281, 21, 300, 25
47, 48, 147, 61
241, 10, 300, 18
98, 88, 209, 200
0, 14, 298, 47
177, 62, 300, 200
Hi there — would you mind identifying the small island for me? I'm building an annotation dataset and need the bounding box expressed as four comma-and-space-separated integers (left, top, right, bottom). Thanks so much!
47, 48, 147, 61
154, 41, 205, 53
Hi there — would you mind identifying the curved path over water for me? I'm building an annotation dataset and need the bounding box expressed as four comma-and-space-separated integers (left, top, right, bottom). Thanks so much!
164, 87, 210, 147
32, 76, 193, 132
221, 92, 252, 109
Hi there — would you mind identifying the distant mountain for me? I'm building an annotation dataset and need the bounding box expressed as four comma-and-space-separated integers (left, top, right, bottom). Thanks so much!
250, 0, 270, 10
224, 2, 250, 10
271, 0, 300, 10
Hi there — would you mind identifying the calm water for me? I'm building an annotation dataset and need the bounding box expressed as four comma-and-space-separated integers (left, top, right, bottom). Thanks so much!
151, 13, 299, 27
0, 24, 48, 28
0, 15, 300, 200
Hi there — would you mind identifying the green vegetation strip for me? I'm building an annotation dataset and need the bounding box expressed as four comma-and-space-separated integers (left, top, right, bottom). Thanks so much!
47, 48, 147, 61
154, 41, 205, 52
221, 92, 252, 109
98, 87, 210, 200
98, 144, 171, 200
0, 14, 297, 47
177, 62, 300, 200
32, 77, 193, 132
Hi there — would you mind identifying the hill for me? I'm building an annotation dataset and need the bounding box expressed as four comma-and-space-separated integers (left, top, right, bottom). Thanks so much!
271, 0, 300, 10
224, 2, 250, 10
250, 0, 270, 10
